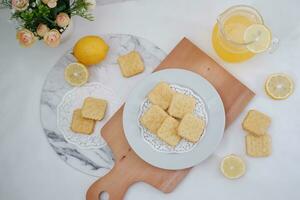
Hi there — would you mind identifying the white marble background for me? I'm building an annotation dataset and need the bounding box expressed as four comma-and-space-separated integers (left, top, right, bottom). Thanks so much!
0, 0, 300, 200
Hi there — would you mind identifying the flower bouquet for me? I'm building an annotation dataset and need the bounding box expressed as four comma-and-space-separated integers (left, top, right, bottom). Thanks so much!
1, 0, 95, 47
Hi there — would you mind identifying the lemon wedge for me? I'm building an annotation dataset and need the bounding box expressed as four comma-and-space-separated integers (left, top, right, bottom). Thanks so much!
220, 154, 246, 179
265, 73, 294, 100
244, 24, 272, 53
64, 63, 89, 86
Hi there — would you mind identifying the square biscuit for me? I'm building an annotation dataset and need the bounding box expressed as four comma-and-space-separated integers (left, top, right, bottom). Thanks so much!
157, 116, 181, 147
246, 134, 271, 157
147, 82, 174, 110
168, 93, 196, 119
140, 105, 168, 134
71, 109, 95, 134
178, 114, 205, 143
81, 97, 107, 121
242, 110, 271, 136
117, 51, 144, 78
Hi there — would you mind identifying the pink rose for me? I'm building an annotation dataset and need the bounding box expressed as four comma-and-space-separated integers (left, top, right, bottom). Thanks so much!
47, 0, 57, 8
16, 29, 36, 47
44, 29, 61, 47
36, 24, 50, 37
56, 13, 70, 27
42, 0, 57, 8
12, 0, 29, 11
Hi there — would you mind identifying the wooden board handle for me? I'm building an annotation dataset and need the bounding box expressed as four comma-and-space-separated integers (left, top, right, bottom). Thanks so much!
86, 158, 135, 200
86, 149, 190, 200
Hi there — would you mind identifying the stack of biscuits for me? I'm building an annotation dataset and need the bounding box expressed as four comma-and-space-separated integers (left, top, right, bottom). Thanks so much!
71, 97, 108, 135
242, 110, 272, 157
140, 82, 205, 147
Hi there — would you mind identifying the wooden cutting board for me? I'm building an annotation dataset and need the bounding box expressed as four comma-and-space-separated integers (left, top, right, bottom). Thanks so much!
86, 38, 255, 200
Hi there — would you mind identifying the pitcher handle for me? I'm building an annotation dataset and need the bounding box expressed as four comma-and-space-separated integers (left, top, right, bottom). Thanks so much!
268, 37, 280, 54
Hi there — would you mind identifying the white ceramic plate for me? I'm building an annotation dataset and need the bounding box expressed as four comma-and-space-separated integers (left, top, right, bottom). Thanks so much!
123, 69, 225, 170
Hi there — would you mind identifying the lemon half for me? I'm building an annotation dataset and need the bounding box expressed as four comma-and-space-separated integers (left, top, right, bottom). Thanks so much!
244, 24, 272, 53
265, 73, 294, 100
220, 154, 246, 179
64, 63, 89, 86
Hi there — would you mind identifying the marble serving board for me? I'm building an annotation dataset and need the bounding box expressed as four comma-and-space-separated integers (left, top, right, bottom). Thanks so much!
40, 34, 166, 177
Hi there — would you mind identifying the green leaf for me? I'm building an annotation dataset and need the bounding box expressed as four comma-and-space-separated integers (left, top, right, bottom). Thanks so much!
69, 0, 94, 21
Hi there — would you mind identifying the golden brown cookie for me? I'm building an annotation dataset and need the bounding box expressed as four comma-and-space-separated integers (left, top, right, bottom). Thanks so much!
242, 110, 271, 136
168, 93, 196, 119
157, 116, 181, 147
71, 109, 95, 134
147, 82, 174, 110
81, 97, 107, 121
245, 134, 271, 157
178, 114, 205, 143
117, 51, 144, 77
140, 105, 168, 134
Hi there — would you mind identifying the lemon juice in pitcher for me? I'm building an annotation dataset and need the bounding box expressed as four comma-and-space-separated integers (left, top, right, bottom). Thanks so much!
212, 5, 273, 63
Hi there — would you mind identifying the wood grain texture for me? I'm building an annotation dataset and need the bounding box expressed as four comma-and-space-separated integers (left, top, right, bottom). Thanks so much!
157, 38, 255, 126
86, 38, 255, 200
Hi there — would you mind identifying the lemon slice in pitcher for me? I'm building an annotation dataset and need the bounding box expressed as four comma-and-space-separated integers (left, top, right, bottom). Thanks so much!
265, 73, 294, 100
220, 155, 246, 179
64, 63, 89, 86
244, 24, 272, 53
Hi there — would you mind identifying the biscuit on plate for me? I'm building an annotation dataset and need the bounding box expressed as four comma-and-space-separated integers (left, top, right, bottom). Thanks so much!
147, 82, 173, 110
168, 93, 196, 119
81, 97, 107, 121
242, 110, 271, 136
71, 109, 95, 134
246, 134, 271, 157
140, 105, 168, 134
178, 113, 205, 143
157, 116, 181, 147
117, 51, 144, 78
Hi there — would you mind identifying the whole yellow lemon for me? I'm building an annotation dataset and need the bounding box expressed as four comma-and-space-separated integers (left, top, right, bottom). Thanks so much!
73, 36, 109, 66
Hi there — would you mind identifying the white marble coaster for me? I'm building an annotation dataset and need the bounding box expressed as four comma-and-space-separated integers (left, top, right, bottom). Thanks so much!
57, 82, 118, 149
40, 34, 166, 177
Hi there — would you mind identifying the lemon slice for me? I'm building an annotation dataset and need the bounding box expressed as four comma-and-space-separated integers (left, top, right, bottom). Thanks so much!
220, 155, 246, 179
244, 24, 272, 53
64, 63, 89, 86
265, 73, 294, 100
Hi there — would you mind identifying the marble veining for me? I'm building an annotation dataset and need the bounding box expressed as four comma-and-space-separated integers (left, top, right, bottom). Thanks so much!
40, 34, 166, 177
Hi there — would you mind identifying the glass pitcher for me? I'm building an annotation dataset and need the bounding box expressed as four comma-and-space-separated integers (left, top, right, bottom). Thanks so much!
212, 5, 278, 63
